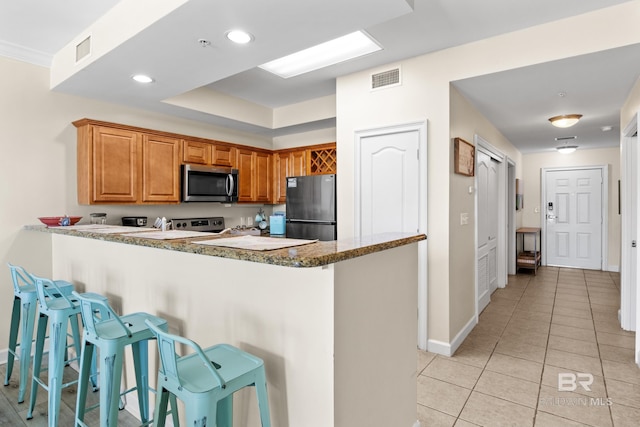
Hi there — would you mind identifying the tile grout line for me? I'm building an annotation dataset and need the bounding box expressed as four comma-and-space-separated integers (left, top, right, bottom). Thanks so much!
532, 266, 559, 427
584, 270, 616, 427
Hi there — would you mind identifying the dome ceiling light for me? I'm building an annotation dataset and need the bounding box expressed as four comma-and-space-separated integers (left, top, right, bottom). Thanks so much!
548, 114, 582, 128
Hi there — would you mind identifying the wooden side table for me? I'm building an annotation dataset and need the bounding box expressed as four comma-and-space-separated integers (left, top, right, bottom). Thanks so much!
516, 227, 541, 274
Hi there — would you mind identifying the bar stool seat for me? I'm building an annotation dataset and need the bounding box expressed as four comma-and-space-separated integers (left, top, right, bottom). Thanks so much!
145, 320, 271, 427
27, 274, 94, 426
4, 263, 74, 403
73, 291, 174, 427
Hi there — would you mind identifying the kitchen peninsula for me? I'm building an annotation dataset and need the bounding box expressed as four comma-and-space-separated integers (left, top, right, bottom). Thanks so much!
28, 225, 425, 427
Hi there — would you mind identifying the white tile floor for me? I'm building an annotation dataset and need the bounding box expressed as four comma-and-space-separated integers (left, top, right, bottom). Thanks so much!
417, 267, 639, 427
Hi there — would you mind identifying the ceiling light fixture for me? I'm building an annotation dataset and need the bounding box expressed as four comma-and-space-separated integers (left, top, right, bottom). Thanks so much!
548, 114, 582, 128
226, 30, 253, 44
132, 74, 154, 83
556, 144, 578, 154
259, 30, 382, 79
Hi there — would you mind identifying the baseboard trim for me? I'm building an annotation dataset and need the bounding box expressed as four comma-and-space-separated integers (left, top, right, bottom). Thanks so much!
426, 315, 476, 357
607, 265, 620, 273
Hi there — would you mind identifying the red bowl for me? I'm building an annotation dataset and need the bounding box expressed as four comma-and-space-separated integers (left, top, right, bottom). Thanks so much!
38, 216, 83, 227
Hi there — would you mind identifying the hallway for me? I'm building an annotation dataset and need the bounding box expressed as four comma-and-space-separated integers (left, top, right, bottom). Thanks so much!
417, 267, 638, 426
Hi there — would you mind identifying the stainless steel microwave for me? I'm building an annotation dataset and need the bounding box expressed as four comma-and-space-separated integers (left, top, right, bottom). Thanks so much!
182, 164, 238, 202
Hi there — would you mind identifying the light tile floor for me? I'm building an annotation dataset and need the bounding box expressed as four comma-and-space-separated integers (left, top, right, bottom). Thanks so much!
418, 267, 640, 427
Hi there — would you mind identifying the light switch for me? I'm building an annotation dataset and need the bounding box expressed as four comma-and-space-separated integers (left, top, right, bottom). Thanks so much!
460, 213, 469, 225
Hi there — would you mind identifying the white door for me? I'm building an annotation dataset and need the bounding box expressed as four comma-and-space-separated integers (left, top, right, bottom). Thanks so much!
359, 130, 420, 235
477, 150, 499, 312
356, 122, 427, 350
545, 169, 602, 269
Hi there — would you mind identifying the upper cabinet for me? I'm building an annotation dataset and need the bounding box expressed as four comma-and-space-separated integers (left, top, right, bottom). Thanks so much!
236, 148, 272, 203
75, 119, 181, 205
142, 134, 181, 203
182, 139, 236, 167
74, 119, 334, 205
272, 143, 336, 203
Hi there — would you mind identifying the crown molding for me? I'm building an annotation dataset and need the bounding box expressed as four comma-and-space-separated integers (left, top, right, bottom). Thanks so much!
0, 40, 52, 67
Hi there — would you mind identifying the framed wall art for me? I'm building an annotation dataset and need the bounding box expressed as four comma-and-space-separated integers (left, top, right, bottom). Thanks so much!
454, 137, 475, 176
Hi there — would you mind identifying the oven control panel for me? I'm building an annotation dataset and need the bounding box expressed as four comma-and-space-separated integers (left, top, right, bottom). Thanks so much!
171, 217, 225, 232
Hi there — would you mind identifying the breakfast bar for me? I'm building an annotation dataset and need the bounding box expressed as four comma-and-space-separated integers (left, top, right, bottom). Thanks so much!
27, 226, 425, 427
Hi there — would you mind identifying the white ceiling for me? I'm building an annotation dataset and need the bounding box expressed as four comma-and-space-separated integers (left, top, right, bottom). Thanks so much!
1, 0, 638, 152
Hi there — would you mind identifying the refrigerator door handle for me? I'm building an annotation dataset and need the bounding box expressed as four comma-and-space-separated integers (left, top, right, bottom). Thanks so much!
287, 219, 336, 225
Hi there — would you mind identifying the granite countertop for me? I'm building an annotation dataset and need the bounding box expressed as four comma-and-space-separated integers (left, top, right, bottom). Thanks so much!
25, 225, 426, 268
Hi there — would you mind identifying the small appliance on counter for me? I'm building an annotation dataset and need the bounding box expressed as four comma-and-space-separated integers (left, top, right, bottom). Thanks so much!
122, 216, 148, 227
269, 212, 285, 235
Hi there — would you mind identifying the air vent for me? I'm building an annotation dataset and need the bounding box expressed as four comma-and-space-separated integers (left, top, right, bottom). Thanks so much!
371, 67, 401, 90
75, 36, 91, 62
555, 136, 577, 141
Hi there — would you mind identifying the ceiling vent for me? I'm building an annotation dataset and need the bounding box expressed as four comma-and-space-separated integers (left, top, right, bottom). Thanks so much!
555, 136, 577, 141
371, 67, 401, 91
75, 36, 91, 62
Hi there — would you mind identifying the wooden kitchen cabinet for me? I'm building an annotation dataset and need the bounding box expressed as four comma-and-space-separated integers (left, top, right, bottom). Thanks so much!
307, 143, 337, 175
236, 148, 271, 203
75, 119, 181, 204
273, 149, 307, 203
182, 139, 211, 165
212, 144, 236, 167
142, 134, 181, 203
182, 139, 236, 167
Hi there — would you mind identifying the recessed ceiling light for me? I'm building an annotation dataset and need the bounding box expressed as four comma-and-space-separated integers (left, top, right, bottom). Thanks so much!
259, 30, 382, 79
601, 125, 613, 132
132, 74, 154, 83
226, 30, 253, 44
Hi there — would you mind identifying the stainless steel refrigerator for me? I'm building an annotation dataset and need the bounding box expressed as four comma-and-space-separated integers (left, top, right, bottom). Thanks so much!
285, 174, 336, 241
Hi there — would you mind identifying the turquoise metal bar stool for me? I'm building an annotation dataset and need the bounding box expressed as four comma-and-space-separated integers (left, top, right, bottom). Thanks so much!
26, 274, 88, 425
73, 291, 173, 427
145, 320, 271, 427
5, 263, 76, 404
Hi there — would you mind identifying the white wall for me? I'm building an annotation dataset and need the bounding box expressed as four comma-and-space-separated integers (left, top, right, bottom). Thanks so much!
336, 2, 640, 345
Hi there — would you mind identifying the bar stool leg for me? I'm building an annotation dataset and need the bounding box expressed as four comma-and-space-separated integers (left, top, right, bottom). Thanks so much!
255, 374, 272, 427
217, 396, 233, 426
4, 297, 20, 387
100, 344, 125, 426
17, 298, 38, 403
75, 340, 95, 424
153, 387, 170, 427
131, 340, 150, 423
46, 315, 71, 427
187, 398, 215, 427
27, 314, 48, 419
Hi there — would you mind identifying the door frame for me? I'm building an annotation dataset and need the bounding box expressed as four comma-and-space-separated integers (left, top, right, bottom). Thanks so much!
507, 158, 517, 275
540, 165, 608, 270
620, 113, 638, 332
474, 135, 507, 321
354, 120, 428, 350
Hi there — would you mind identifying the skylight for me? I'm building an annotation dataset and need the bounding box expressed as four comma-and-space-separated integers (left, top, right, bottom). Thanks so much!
259, 31, 382, 79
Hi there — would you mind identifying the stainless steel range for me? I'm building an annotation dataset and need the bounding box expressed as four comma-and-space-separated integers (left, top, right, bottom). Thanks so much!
171, 216, 225, 232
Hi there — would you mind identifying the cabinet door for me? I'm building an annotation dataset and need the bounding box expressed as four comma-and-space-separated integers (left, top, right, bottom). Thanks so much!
212, 145, 236, 167
142, 134, 181, 203
92, 126, 139, 203
254, 151, 272, 203
290, 150, 307, 177
236, 148, 255, 202
183, 139, 211, 165
274, 153, 289, 204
